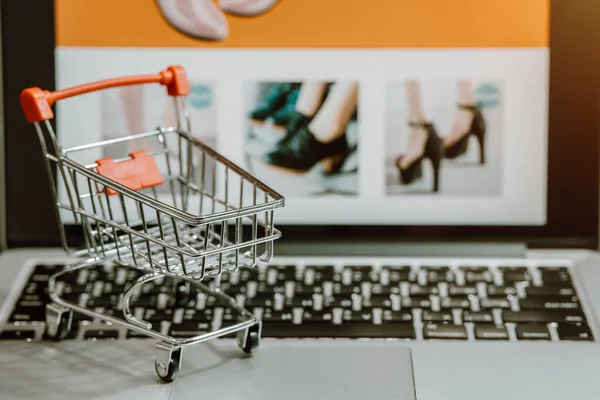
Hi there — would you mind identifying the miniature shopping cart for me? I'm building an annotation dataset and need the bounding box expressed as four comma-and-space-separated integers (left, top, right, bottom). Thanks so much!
19, 65, 285, 382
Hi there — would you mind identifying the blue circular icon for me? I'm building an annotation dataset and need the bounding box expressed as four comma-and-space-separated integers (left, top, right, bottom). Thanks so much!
475, 83, 500, 109
189, 84, 213, 109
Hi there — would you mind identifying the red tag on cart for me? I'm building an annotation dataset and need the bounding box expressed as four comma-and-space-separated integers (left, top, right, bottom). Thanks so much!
96, 151, 164, 195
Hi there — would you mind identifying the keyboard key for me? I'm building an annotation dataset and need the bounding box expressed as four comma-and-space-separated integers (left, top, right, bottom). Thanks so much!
286, 294, 315, 308
127, 330, 150, 338
219, 283, 247, 294
143, 309, 174, 323
262, 310, 293, 322
255, 282, 286, 295
325, 296, 352, 308
61, 293, 81, 304
539, 268, 571, 285
422, 311, 453, 322
365, 295, 392, 308
422, 266, 450, 272
245, 295, 275, 308
272, 265, 297, 279
440, 297, 471, 309
72, 312, 93, 322
0, 329, 36, 340
100, 307, 120, 320
519, 298, 580, 310
462, 267, 494, 283
381, 266, 414, 283
538, 266, 568, 272
503, 310, 586, 324
239, 268, 260, 281
342, 310, 373, 323
499, 266, 531, 282
381, 310, 413, 323
402, 297, 432, 309
102, 283, 132, 295
33, 264, 63, 274
84, 329, 119, 340
305, 265, 335, 282
410, 284, 439, 296
302, 310, 333, 323
423, 323, 468, 340
169, 322, 210, 338
474, 324, 509, 340
30, 265, 61, 282
423, 267, 454, 283
487, 286, 518, 296
23, 282, 48, 295
525, 286, 576, 298
86, 294, 120, 308
333, 284, 361, 295
370, 284, 400, 296
293, 284, 321, 295
130, 295, 159, 308
515, 324, 551, 340
462, 310, 494, 323
182, 309, 213, 322
556, 323, 594, 341
480, 297, 512, 309
344, 266, 377, 283
9, 307, 46, 322
17, 298, 45, 308
448, 285, 477, 296
221, 310, 238, 324
261, 322, 416, 339
173, 282, 193, 307
61, 282, 93, 294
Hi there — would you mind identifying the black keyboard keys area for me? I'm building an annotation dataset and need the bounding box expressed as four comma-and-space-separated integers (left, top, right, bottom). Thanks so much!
0, 262, 595, 343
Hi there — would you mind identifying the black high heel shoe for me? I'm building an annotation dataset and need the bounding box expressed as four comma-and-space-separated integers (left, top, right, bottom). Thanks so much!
444, 103, 486, 164
263, 125, 349, 174
395, 121, 444, 192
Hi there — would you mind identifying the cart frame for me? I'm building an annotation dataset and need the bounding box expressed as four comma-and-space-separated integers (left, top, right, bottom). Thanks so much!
20, 65, 285, 382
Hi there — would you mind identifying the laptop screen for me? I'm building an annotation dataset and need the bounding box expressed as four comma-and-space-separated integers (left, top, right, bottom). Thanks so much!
53, 0, 548, 227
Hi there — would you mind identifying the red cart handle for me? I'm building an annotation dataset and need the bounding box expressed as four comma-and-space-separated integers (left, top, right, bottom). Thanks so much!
20, 65, 190, 123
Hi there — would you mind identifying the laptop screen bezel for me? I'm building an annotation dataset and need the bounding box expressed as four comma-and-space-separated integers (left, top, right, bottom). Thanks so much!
2, 0, 599, 250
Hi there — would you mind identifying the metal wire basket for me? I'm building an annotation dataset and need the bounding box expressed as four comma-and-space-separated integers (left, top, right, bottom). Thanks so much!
20, 65, 285, 381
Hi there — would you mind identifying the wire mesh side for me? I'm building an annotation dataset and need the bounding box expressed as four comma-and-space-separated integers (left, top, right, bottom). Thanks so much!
53, 130, 281, 279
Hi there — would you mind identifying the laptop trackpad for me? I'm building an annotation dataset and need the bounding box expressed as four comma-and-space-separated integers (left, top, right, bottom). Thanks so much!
172, 339, 417, 400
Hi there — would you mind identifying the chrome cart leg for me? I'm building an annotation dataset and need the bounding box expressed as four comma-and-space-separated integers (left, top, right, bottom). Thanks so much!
45, 303, 73, 341
155, 342, 183, 382
238, 321, 261, 354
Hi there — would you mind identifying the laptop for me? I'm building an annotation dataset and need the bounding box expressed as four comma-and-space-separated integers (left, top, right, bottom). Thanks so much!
1, 0, 600, 399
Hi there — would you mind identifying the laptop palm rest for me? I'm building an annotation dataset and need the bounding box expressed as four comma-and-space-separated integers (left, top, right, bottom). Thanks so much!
0, 339, 416, 400
172, 340, 417, 400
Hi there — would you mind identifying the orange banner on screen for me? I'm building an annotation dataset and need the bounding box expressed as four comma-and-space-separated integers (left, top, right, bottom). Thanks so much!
56, 0, 549, 48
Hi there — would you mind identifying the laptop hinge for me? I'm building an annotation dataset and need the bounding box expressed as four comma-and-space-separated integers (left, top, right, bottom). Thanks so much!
273, 241, 528, 258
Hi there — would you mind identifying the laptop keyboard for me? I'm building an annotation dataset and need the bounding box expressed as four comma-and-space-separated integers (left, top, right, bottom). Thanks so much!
0, 262, 594, 342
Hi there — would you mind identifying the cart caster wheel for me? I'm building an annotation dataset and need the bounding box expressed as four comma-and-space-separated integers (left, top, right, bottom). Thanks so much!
242, 331, 260, 354
155, 342, 182, 383
45, 304, 73, 341
238, 323, 261, 354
